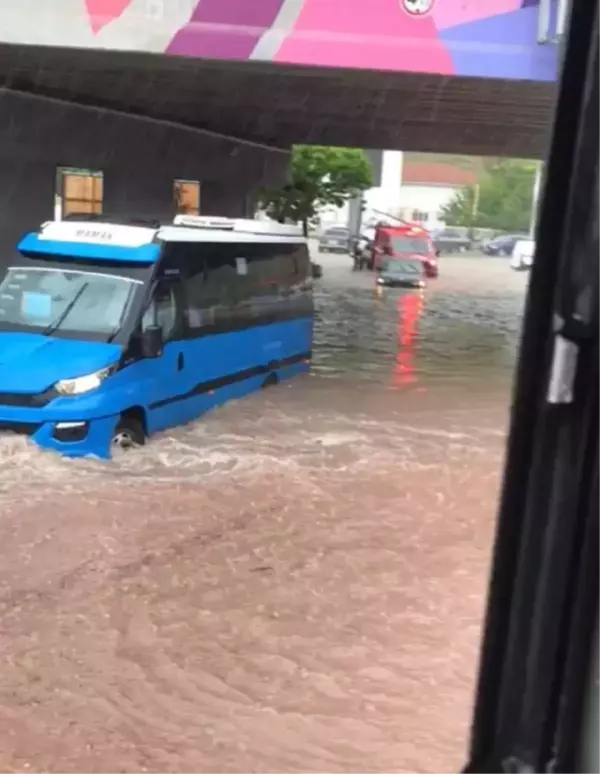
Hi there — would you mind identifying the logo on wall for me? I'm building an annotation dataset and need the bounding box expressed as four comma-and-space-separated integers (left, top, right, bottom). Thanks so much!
401, 0, 435, 16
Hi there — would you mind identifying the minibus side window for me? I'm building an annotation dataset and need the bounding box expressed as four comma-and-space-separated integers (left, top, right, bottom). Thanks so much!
292, 244, 310, 282
141, 280, 179, 340
246, 244, 279, 296
182, 244, 246, 332
183, 246, 208, 332
273, 245, 296, 290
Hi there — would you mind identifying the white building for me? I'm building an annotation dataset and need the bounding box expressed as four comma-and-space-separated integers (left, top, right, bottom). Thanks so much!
396, 161, 478, 229
315, 152, 479, 233
360, 154, 478, 231
363, 151, 404, 217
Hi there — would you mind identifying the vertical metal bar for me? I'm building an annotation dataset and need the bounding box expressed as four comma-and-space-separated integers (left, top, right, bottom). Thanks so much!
529, 163, 544, 239
556, 0, 570, 39
538, 0, 552, 43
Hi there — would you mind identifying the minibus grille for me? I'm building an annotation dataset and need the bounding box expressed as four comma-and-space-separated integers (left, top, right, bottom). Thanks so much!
0, 388, 57, 407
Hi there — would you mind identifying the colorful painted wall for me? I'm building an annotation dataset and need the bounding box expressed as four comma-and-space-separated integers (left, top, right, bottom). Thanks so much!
0, 0, 559, 82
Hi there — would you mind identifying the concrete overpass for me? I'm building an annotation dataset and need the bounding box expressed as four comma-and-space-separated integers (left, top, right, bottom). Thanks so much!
0, 0, 564, 251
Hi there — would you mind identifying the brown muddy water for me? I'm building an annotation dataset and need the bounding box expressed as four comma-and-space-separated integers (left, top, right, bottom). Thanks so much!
0, 254, 529, 773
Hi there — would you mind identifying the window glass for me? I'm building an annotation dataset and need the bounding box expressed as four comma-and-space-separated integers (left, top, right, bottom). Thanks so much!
390, 236, 430, 255
276, 246, 297, 288
247, 245, 279, 294
174, 180, 201, 215
382, 258, 423, 274
179, 241, 305, 332
293, 244, 311, 281
0, 267, 136, 338
183, 244, 249, 330
185, 265, 208, 328
57, 168, 103, 219
204, 250, 239, 305
142, 281, 177, 339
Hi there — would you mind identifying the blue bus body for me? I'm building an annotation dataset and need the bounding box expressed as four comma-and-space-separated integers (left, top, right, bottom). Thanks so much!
0, 219, 313, 458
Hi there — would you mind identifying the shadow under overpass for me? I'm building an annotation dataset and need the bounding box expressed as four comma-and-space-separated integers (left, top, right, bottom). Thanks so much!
0, 43, 556, 159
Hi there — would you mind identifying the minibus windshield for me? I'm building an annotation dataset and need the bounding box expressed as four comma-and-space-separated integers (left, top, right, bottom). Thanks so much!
0, 266, 141, 340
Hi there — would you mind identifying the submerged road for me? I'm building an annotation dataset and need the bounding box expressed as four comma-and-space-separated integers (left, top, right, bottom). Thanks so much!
0, 252, 529, 772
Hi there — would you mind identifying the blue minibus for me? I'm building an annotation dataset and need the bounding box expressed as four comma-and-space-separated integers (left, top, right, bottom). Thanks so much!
0, 215, 313, 458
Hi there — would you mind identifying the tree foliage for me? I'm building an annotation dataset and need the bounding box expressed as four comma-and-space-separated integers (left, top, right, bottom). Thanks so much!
259, 145, 373, 234
439, 159, 538, 232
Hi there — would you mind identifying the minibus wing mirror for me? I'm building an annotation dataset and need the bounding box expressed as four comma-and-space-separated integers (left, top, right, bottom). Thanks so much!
142, 324, 163, 358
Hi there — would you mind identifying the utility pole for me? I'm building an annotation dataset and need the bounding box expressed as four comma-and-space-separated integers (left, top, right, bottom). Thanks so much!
347, 194, 364, 238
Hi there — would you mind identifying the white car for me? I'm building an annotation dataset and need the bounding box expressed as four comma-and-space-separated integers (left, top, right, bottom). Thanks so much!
511, 239, 536, 270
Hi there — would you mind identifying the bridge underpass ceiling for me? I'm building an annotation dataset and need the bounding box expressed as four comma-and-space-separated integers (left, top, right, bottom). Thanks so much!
0, 45, 556, 159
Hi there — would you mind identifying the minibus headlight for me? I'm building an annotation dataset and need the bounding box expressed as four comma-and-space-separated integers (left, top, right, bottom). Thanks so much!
55, 365, 116, 396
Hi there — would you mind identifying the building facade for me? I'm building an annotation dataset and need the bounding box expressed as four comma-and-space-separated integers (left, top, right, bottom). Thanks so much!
396, 161, 478, 229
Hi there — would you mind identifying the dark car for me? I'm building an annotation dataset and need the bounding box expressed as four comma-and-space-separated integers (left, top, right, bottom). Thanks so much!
318, 226, 351, 253
432, 228, 472, 254
482, 233, 528, 256
376, 258, 426, 288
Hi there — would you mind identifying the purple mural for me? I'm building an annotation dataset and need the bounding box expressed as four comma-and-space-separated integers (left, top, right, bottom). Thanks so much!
167, 0, 287, 61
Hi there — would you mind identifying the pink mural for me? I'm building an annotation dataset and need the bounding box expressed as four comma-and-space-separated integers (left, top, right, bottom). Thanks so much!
76, 0, 558, 83
272, 0, 454, 74
85, 0, 133, 33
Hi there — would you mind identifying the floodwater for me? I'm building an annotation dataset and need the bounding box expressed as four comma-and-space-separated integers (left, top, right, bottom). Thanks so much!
0, 254, 529, 773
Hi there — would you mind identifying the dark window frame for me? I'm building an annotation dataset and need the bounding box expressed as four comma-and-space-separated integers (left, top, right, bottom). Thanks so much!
464, 1, 598, 771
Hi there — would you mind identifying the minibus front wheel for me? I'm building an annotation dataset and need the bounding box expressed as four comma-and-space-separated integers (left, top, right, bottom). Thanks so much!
111, 412, 146, 452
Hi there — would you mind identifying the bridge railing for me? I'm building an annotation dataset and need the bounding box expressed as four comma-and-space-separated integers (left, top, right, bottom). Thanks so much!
537, 0, 570, 43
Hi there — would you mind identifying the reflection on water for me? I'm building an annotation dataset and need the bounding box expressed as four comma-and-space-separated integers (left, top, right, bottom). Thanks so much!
0, 257, 528, 773
313, 269, 523, 392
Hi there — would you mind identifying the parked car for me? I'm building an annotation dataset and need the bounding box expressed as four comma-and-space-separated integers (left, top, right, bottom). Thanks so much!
511, 239, 535, 270
318, 226, 351, 253
483, 233, 528, 256
432, 228, 472, 254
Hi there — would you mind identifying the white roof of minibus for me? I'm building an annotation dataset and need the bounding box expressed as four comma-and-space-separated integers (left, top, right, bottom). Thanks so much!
159, 215, 305, 243
34, 217, 305, 246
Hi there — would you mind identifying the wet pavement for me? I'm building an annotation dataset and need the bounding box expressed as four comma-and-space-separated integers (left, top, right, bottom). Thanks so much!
0, 253, 529, 773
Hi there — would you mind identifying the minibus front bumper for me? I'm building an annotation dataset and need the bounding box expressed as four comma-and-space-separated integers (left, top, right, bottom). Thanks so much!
0, 400, 120, 459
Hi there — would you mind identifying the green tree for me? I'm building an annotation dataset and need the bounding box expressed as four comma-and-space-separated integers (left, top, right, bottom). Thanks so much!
259, 145, 373, 235
439, 159, 537, 232
438, 186, 477, 228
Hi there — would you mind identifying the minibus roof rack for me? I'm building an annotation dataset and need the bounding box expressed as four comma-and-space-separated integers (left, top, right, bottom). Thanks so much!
172, 214, 303, 238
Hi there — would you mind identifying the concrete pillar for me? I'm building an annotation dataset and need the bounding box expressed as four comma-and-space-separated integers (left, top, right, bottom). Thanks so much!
346, 149, 385, 235
363, 150, 404, 219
